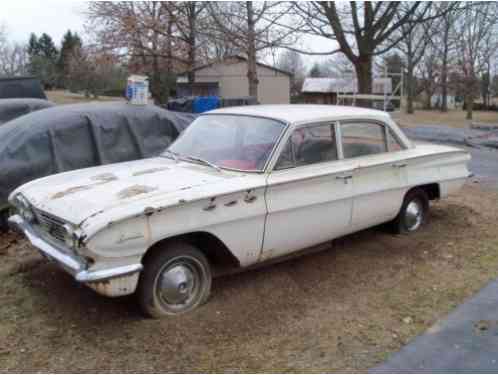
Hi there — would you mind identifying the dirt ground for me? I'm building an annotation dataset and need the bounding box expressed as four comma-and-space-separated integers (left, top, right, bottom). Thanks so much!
46, 90, 123, 105
1, 184, 498, 372
392, 109, 498, 129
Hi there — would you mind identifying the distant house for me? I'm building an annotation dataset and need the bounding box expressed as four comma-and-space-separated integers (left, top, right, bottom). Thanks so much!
177, 56, 291, 104
431, 93, 458, 109
301, 77, 392, 104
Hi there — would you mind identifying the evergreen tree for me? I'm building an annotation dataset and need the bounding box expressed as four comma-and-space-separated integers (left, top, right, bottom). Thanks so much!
37, 33, 58, 60
58, 30, 82, 88
26, 32, 59, 89
27, 33, 39, 56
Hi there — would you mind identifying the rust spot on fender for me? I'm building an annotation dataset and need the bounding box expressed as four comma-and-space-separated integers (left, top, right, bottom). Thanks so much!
117, 185, 156, 199
91, 173, 118, 183
132, 167, 169, 176
51, 173, 118, 199
51, 185, 92, 199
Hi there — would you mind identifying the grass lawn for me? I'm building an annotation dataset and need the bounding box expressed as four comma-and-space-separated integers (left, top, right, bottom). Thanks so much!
46, 90, 124, 105
393, 109, 498, 128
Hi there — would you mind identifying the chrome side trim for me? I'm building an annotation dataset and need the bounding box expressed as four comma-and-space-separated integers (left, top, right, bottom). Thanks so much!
8, 214, 143, 283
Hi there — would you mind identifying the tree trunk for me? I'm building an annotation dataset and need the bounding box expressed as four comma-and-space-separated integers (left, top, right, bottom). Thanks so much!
354, 55, 372, 108
246, 1, 258, 100
187, 4, 196, 84
406, 61, 415, 114
164, 21, 173, 103
151, 53, 162, 104
465, 94, 473, 120
424, 92, 432, 109
441, 62, 448, 112
441, 23, 449, 112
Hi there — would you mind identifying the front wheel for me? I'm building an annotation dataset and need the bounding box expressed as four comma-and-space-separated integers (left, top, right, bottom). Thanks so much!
137, 241, 212, 318
0, 207, 14, 233
391, 188, 429, 234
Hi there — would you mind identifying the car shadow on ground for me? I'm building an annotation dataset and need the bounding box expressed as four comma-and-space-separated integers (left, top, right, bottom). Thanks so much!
16, 210, 446, 328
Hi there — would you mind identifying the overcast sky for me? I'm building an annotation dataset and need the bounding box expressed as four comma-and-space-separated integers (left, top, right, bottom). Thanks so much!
2, 1, 86, 44
2, 0, 332, 69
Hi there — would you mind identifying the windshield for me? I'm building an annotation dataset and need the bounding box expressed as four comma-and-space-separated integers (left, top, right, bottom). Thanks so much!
165, 114, 286, 172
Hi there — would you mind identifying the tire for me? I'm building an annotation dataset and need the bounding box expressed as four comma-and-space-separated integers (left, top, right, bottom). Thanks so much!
137, 241, 212, 318
391, 188, 429, 234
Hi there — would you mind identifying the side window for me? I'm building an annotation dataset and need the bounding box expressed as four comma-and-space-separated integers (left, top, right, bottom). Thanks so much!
275, 124, 337, 169
341, 122, 387, 158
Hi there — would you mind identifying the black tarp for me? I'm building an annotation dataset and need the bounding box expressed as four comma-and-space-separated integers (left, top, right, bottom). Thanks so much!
220, 96, 258, 107
0, 98, 55, 125
0, 101, 196, 207
0, 77, 47, 99
166, 97, 195, 113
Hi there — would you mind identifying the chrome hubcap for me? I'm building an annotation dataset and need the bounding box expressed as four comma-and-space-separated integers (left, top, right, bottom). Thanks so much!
158, 262, 197, 306
405, 200, 423, 231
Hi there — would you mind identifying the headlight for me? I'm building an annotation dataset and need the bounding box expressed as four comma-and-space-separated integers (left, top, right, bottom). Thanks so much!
63, 224, 76, 248
15, 194, 35, 223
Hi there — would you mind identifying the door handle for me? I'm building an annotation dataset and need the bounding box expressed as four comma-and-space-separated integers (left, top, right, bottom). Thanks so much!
244, 194, 257, 203
392, 162, 407, 168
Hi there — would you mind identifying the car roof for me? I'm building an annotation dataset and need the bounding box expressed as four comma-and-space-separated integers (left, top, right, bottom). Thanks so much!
206, 104, 391, 124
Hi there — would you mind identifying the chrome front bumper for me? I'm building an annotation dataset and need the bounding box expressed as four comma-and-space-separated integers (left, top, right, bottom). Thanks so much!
8, 214, 143, 285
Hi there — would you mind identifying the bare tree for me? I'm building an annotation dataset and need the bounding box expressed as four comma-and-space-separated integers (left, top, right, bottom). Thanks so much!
162, 2, 207, 84
394, 6, 433, 114
431, 2, 460, 112
452, 3, 498, 119
0, 43, 28, 77
67, 45, 123, 98
86, 2, 180, 103
207, 2, 297, 100
418, 43, 440, 109
292, 2, 456, 99
0, 26, 29, 77
276, 50, 305, 95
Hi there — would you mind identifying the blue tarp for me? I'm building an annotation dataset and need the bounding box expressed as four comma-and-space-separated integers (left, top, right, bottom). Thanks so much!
192, 96, 220, 113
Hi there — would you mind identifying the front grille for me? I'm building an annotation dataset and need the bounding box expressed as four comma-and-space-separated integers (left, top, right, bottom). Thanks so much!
35, 210, 67, 244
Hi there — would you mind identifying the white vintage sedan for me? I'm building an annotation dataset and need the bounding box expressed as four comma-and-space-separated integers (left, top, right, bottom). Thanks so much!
8, 105, 470, 317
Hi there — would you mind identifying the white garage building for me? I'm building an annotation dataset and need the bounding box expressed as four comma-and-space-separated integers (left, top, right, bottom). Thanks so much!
177, 56, 291, 104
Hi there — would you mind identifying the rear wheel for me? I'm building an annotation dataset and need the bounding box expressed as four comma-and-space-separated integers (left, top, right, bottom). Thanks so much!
137, 241, 212, 318
391, 188, 429, 234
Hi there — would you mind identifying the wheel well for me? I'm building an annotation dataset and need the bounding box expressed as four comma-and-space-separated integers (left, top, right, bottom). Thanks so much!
143, 232, 240, 274
410, 183, 440, 201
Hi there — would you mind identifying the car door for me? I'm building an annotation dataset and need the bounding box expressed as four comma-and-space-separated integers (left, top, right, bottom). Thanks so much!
262, 122, 356, 261
339, 120, 408, 231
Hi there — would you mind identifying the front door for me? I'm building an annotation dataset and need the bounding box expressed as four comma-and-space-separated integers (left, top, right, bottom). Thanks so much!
262, 123, 356, 261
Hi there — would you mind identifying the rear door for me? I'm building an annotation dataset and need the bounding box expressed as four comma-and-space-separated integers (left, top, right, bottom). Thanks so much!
339, 120, 408, 231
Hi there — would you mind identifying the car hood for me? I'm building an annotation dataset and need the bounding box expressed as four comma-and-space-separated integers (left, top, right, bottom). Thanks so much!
14, 157, 247, 226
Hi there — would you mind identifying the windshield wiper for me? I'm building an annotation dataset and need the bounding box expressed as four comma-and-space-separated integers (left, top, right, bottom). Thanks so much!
182, 155, 221, 172
161, 150, 179, 162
